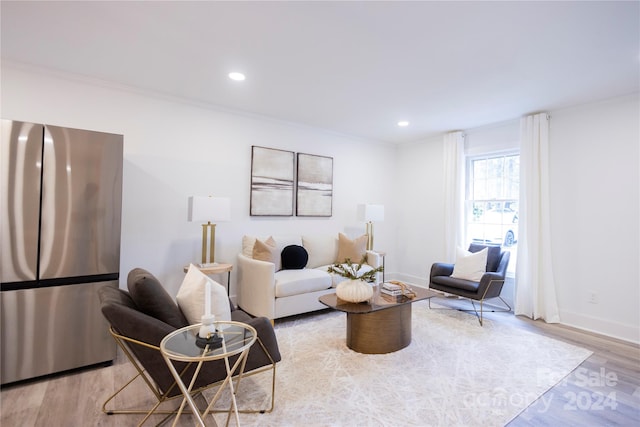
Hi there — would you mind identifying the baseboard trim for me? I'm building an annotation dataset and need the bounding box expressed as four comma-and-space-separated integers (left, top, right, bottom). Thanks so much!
559, 309, 640, 345
389, 273, 427, 287
386, 274, 639, 345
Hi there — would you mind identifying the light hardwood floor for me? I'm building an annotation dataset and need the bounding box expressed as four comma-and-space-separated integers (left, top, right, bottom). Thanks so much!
501, 314, 640, 426
1, 308, 638, 426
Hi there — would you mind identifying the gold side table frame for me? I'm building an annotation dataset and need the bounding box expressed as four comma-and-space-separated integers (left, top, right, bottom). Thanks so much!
160, 321, 257, 427
101, 326, 277, 425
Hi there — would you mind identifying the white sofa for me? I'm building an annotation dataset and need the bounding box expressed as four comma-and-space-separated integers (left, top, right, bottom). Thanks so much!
237, 234, 382, 320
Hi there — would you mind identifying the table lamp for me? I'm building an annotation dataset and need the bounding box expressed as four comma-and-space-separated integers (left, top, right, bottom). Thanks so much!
188, 196, 231, 265
358, 204, 384, 251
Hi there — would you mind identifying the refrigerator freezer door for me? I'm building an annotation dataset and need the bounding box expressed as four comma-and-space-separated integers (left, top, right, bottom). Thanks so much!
0, 281, 117, 384
1, 120, 43, 284
39, 125, 123, 280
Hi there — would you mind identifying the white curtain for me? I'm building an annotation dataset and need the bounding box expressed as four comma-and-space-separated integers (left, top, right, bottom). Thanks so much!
515, 113, 560, 322
443, 131, 465, 262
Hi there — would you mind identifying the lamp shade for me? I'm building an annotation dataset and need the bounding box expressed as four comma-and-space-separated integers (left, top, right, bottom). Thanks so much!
357, 204, 384, 222
188, 196, 231, 222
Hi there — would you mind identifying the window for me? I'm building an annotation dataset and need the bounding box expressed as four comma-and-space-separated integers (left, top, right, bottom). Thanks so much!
465, 153, 519, 274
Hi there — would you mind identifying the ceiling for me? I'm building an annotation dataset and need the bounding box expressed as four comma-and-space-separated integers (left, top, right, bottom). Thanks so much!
2, 1, 638, 144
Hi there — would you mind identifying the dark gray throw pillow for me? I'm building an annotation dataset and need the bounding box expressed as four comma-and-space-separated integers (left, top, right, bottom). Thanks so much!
127, 268, 188, 329
281, 245, 309, 270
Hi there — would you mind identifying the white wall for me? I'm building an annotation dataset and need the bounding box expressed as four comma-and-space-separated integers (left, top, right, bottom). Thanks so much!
549, 94, 639, 343
465, 119, 519, 156
3, 65, 638, 343
393, 135, 445, 285
1, 65, 397, 297
395, 94, 640, 343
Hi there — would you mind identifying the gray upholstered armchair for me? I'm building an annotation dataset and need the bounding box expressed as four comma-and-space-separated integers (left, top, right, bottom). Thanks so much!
429, 243, 511, 325
98, 268, 280, 425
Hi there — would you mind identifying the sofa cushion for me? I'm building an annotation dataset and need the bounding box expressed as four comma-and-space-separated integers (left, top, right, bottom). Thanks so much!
176, 264, 231, 325
99, 286, 185, 397
273, 236, 304, 251
451, 247, 488, 281
281, 245, 309, 270
431, 275, 481, 293
274, 269, 332, 298
231, 309, 253, 323
336, 233, 367, 263
127, 268, 188, 329
302, 235, 338, 268
253, 236, 281, 271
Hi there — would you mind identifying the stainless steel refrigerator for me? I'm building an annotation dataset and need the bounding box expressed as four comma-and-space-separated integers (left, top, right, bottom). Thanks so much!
1, 120, 123, 385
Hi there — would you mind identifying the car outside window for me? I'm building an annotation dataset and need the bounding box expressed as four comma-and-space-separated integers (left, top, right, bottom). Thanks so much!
466, 153, 519, 274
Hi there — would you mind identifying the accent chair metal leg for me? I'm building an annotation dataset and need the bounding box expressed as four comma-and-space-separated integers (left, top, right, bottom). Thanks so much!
428, 291, 512, 327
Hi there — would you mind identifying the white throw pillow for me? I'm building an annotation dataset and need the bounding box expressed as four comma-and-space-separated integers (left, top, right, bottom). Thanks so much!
450, 247, 488, 281
176, 264, 231, 325
242, 235, 260, 257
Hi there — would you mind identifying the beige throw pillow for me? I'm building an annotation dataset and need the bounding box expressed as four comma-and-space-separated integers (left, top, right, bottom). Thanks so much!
252, 236, 281, 271
336, 233, 368, 263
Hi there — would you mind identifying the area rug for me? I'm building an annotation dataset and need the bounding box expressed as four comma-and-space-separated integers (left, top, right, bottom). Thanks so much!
211, 301, 592, 427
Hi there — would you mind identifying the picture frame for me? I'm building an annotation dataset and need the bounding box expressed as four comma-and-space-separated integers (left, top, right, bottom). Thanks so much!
250, 146, 295, 216
296, 152, 333, 217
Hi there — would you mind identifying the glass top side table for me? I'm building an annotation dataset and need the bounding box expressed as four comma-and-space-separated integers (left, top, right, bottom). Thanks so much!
160, 321, 257, 426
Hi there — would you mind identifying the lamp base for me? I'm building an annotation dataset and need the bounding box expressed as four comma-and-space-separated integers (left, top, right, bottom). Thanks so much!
366, 221, 374, 251
201, 222, 217, 265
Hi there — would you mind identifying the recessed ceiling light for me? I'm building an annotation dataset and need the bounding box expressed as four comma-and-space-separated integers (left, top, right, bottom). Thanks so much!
397, 121, 410, 127
228, 72, 246, 81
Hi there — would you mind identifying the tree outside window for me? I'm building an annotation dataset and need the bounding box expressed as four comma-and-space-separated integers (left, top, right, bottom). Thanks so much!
466, 153, 519, 274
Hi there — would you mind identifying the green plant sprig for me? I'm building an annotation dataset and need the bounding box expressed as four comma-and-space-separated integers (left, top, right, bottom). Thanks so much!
327, 255, 384, 282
